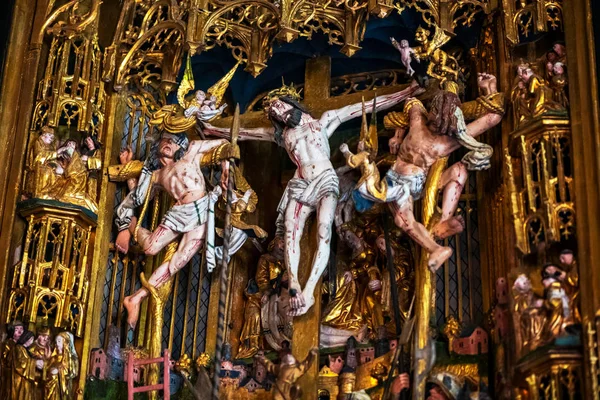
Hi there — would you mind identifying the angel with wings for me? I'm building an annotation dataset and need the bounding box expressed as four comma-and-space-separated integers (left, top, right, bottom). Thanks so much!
178, 57, 240, 122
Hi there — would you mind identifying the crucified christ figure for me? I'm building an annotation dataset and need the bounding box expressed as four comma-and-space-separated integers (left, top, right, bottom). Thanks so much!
112, 132, 238, 328
340, 73, 505, 272
202, 83, 422, 316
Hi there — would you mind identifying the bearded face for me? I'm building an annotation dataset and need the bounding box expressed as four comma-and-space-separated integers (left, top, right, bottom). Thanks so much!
267, 99, 304, 128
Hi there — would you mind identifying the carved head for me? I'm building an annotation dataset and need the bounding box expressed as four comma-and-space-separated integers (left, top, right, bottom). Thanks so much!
541, 263, 566, 286
281, 353, 297, 366
553, 43, 566, 56
415, 27, 430, 44
546, 51, 558, 63
552, 62, 565, 76
559, 249, 574, 266
268, 235, 285, 258
400, 39, 410, 48
11, 321, 24, 341
40, 126, 55, 145
36, 327, 51, 347
195, 90, 206, 103
17, 330, 34, 348
513, 274, 532, 294
266, 96, 310, 145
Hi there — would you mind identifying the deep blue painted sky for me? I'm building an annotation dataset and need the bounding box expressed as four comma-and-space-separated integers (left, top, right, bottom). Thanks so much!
180, 10, 484, 111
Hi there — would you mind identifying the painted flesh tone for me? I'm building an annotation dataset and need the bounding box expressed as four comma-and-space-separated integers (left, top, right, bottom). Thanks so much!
203, 84, 422, 316
116, 137, 228, 328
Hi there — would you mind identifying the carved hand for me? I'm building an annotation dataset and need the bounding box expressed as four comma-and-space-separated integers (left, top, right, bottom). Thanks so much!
368, 279, 382, 292
391, 373, 410, 396
389, 136, 401, 155
119, 146, 134, 165
343, 271, 353, 284
477, 73, 498, 96
339, 143, 350, 154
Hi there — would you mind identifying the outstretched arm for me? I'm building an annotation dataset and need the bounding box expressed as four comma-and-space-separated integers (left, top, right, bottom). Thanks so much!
466, 73, 504, 139
299, 348, 319, 373
202, 122, 275, 143
320, 84, 422, 137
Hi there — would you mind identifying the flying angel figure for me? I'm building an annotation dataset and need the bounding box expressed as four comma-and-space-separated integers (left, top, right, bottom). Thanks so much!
177, 56, 240, 122
391, 37, 419, 76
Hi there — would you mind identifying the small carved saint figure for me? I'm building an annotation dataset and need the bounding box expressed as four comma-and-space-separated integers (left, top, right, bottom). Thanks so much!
203, 82, 421, 317
550, 62, 569, 108
30, 327, 52, 399
80, 134, 103, 200
44, 139, 99, 212
24, 126, 58, 199
236, 279, 263, 359
12, 330, 42, 400
0, 321, 25, 398
512, 62, 565, 126
44, 332, 79, 400
255, 348, 318, 400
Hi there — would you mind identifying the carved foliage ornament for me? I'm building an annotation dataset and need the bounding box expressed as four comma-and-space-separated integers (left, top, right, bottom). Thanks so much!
107, 0, 495, 81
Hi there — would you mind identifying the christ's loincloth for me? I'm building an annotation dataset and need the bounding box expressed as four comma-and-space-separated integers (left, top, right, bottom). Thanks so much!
277, 168, 340, 213
353, 169, 426, 213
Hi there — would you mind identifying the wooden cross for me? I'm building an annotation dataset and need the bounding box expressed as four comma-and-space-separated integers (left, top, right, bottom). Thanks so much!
209, 56, 409, 399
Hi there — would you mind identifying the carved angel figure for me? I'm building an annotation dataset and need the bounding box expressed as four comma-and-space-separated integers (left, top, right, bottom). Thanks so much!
178, 57, 239, 122
391, 38, 419, 76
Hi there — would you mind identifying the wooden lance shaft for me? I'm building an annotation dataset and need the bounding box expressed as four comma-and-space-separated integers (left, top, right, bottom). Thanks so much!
212, 104, 240, 400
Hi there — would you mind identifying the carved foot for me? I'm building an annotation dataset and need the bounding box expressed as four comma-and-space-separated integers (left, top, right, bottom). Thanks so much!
287, 281, 306, 316
289, 295, 315, 317
428, 246, 453, 273
115, 229, 131, 254
432, 215, 465, 240
123, 295, 141, 329
128, 216, 138, 235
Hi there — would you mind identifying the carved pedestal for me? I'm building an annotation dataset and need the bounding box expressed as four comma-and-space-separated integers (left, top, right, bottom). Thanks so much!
515, 346, 583, 400
6, 200, 96, 337
505, 116, 574, 254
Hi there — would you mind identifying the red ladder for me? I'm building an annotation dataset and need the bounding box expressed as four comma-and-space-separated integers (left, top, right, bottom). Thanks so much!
126, 349, 171, 400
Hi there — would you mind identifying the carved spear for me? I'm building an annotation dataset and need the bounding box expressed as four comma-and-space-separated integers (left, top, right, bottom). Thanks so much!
212, 104, 240, 400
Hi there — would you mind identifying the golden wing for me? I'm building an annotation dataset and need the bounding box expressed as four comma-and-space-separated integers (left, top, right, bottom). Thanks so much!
177, 55, 195, 109
431, 25, 452, 50
207, 61, 242, 107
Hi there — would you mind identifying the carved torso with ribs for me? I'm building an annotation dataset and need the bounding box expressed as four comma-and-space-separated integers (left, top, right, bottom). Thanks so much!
153, 141, 208, 205
283, 118, 334, 181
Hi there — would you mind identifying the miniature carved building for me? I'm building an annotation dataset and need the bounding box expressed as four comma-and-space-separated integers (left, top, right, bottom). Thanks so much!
452, 327, 489, 355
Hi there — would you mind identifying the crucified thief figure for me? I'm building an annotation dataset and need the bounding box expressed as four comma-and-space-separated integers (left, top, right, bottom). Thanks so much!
202, 82, 422, 316
114, 132, 238, 328
342, 73, 504, 272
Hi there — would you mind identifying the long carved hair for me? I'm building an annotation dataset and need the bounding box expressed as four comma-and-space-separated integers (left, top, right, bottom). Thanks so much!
268, 96, 310, 146
427, 91, 462, 136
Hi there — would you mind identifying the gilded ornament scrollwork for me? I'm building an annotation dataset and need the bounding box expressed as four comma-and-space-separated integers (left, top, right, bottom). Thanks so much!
502, 0, 564, 45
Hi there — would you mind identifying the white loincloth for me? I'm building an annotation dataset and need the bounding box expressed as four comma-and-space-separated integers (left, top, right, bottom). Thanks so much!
277, 168, 340, 214
161, 196, 209, 233
353, 168, 426, 212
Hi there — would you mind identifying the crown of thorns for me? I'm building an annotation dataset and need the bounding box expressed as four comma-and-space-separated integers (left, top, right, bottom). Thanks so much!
262, 81, 302, 109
